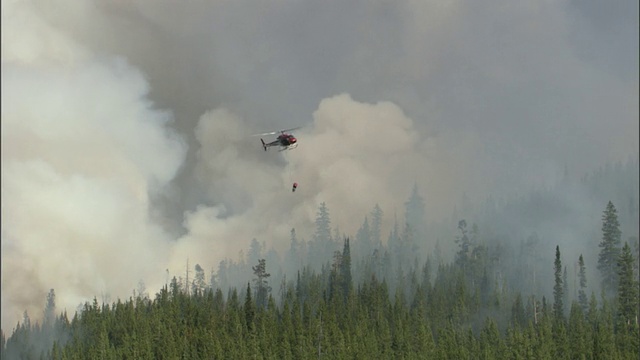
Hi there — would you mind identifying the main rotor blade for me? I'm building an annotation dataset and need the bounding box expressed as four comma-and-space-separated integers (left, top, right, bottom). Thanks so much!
252, 126, 301, 136
251, 131, 279, 136
279, 126, 302, 133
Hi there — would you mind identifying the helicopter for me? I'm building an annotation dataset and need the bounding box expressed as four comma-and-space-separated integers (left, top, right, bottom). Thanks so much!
254, 127, 301, 151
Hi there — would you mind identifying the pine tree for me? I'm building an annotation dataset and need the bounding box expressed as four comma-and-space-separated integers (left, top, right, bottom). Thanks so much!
217, 259, 229, 290
598, 201, 622, 296
568, 302, 590, 360
396, 221, 418, 275
279, 301, 294, 360
192, 264, 206, 296
404, 183, 426, 251
310, 202, 333, 269
340, 238, 352, 299
616, 242, 639, 328
244, 283, 255, 332
409, 300, 435, 357
421, 257, 432, 291
592, 309, 616, 360
387, 214, 400, 261
329, 250, 343, 303
511, 293, 526, 328
315, 202, 332, 243
370, 204, 383, 250
521, 232, 542, 295
562, 266, 569, 309
553, 245, 564, 321
455, 220, 471, 269
586, 292, 598, 327
630, 236, 639, 280
479, 318, 504, 359
535, 312, 556, 359
468, 224, 486, 283
44, 289, 56, 327
553, 320, 570, 360
252, 259, 271, 309
577, 254, 588, 314
434, 239, 443, 266
356, 217, 371, 258
287, 228, 301, 273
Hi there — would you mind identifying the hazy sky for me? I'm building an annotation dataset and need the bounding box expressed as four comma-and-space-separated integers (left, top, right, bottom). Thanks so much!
2, 0, 637, 331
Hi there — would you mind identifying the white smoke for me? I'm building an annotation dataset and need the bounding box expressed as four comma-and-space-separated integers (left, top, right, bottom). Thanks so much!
167, 93, 435, 274
1, 0, 186, 331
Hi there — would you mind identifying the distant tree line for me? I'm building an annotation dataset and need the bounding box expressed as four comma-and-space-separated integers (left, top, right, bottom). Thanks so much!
2, 201, 638, 359
2, 159, 638, 359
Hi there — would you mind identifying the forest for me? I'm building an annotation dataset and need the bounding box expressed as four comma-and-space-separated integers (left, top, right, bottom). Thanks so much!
2, 158, 639, 359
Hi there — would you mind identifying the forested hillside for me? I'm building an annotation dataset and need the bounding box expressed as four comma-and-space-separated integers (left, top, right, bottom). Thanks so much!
2, 159, 638, 359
